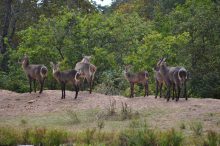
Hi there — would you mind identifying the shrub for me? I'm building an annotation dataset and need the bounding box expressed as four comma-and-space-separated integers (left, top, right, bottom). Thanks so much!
0, 126, 22, 145
97, 119, 105, 131
43, 129, 67, 146
204, 130, 220, 146
106, 98, 117, 116
160, 128, 183, 146
28, 127, 46, 145
66, 110, 80, 124
180, 122, 186, 130
190, 121, 203, 136
120, 102, 133, 120
83, 128, 96, 145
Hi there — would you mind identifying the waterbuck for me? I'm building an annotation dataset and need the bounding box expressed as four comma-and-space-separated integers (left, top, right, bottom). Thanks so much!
50, 62, 81, 99
20, 55, 48, 94
124, 65, 149, 98
153, 65, 164, 99
74, 56, 97, 94
157, 58, 188, 101
171, 67, 188, 101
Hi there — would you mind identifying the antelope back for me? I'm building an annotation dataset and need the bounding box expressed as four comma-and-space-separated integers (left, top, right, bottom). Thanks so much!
75, 62, 95, 76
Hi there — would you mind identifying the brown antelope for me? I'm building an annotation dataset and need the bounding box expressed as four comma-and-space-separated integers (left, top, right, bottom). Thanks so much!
74, 56, 97, 94
20, 55, 48, 94
50, 62, 80, 99
157, 58, 188, 101
124, 65, 149, 98
153, 65, 164, 98
171, 67, 188, 101
80, 55, 91, 63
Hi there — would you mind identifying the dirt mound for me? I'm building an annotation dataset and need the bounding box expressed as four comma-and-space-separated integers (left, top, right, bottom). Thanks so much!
0, 89, 219, 131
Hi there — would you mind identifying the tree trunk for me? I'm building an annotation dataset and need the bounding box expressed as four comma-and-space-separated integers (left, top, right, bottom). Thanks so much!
0, 0, 12, 54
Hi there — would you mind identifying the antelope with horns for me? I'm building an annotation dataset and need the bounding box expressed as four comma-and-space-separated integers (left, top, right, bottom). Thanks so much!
157, 58, 188, 101
153, 65, 164, 99
20, 55, 48, 94
124, 65, 149, 98
50, 62, 81, 99
74, 56, 97, 94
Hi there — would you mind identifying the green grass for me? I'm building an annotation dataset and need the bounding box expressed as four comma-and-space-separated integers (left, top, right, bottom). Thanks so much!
0, 106, 219, 145
1, 124, 219, 146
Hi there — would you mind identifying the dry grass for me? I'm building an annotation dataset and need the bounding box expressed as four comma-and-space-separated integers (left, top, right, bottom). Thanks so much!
0, 89, 219, 134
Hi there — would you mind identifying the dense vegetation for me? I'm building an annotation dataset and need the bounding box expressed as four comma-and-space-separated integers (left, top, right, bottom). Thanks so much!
0, 124, 219, 146
0, 0, 220, 98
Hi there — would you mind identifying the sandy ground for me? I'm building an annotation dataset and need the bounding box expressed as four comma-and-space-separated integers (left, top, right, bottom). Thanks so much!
0, 89, 219, 131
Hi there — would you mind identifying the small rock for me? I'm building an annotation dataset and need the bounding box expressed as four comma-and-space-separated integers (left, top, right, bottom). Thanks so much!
27, 100, 35, 104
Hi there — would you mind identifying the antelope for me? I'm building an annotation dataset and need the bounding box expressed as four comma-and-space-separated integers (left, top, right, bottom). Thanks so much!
124, 65, 149, 98
171, 67, 188, 101
157, 58, 188, 101
50, 62, 80, 99
20, 55, 48, 94
74, 56, 97, 94
153, 65, 164, 98
80, 55, 91, 63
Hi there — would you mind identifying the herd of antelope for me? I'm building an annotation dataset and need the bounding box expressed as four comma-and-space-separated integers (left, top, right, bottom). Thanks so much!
20, 55, 188, 102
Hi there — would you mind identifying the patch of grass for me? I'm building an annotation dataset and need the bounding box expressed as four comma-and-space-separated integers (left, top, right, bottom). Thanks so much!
160, 128, 183, 146
0, 126, 22, 145
120, 102, 133, 120
97, 119, 105, 131
190, 121, 203, 136
180, 122, 186, 130
66, 110, 80, 125
28, 127, 46, 145
106, 98, 117, 116
129, 119, 148, 130
204, 130, 220, 146
20, 119, 28, 126
0, 125, 219, 145
43, 129, 68, 146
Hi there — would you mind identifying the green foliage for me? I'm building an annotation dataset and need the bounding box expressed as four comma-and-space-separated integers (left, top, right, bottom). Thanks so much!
43, 129, 67, 146
190, 121, 203, 136
180, 122, 186, 130
28, 127, 46, 145
106, 98, 117, 116
1, 0, 220, 98
95, 69, 127, 95
0, 125, 219, 145
0, 126, 22, 145
120, 102, 133, 120
204, 130, 220, 146
66, 110, 81, 125
160, 128, 183, 146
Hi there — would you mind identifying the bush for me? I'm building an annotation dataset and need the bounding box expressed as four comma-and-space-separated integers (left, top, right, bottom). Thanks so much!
204, 130, 220, 146
190, 121, 203, 136
160, 128, 183, 146
66, 110, 81, 125
43, 129, 68, 146
0, 126, 22, 145
95, 70, 127, 95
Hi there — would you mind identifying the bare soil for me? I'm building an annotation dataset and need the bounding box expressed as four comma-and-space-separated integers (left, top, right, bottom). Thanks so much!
0, 89, 219, 131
